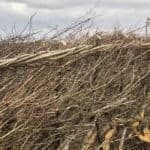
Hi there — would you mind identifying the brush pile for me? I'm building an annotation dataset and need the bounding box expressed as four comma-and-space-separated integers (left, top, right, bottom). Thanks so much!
0, 32, 150, 150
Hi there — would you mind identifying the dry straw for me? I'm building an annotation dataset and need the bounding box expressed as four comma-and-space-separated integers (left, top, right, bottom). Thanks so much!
0, 28, 150, 150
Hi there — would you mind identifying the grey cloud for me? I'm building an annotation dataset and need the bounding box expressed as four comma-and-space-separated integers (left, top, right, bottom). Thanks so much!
2, 0, 96, 10
100, 0, 150, 10
0, 0, 149, 36
0, 1, 92, 34
2, 0, 150, 10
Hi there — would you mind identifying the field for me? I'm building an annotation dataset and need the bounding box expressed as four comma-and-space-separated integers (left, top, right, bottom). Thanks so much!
0, 30, 150, 149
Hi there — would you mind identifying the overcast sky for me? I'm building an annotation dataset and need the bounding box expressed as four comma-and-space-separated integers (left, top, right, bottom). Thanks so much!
0, 0, 149, 35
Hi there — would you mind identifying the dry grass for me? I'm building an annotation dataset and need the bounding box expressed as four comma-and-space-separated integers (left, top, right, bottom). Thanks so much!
0, 30, 150, 150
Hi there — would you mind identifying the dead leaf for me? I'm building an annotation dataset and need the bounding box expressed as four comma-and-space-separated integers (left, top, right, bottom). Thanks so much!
137, 128, 150, 143
139, 110, 145, 120
82, 126, 97, 150
101, 127, 116, 150
132, 121, 140, 128
131, 111, 150, 143
103, 128, 116, 150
